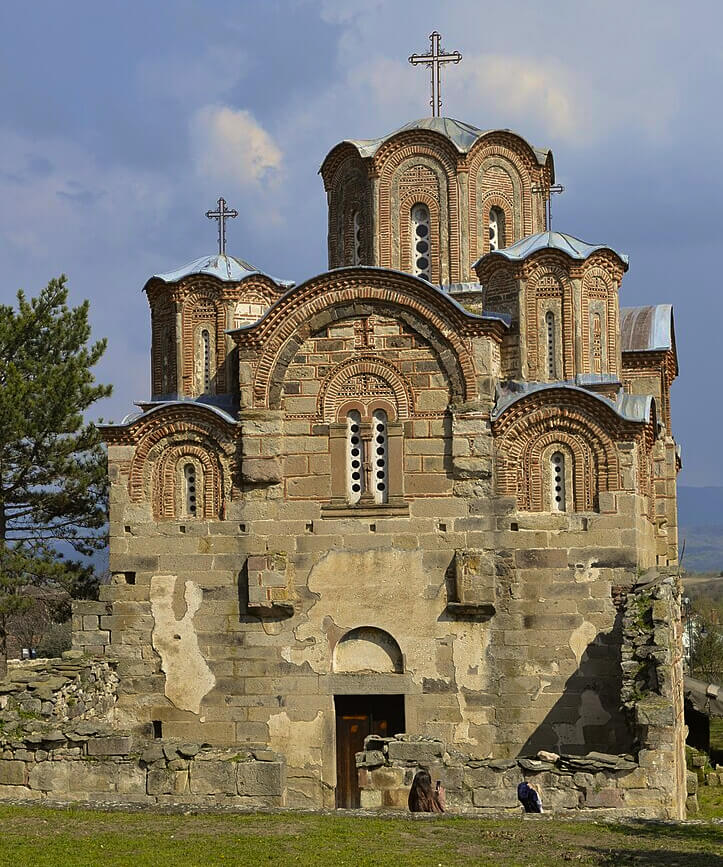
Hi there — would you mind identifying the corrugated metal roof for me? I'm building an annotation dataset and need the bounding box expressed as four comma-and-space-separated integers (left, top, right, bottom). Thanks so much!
620, 304, 673, 352
339, 117, 551, 165
146, 253, 295, 289
474, 231, 629, 270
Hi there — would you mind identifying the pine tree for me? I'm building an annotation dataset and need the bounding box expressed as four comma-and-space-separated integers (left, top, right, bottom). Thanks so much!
0, 276, 112, 675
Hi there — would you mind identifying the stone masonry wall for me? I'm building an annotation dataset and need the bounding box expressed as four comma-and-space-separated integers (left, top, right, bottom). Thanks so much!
0, 655, 285, 807
357, 735, 657, 817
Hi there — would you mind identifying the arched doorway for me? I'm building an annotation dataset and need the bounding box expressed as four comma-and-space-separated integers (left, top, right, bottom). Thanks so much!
333, 627, 406, 809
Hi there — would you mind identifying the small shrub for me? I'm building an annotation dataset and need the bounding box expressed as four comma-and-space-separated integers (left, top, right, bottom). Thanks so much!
37, 621, 72, 658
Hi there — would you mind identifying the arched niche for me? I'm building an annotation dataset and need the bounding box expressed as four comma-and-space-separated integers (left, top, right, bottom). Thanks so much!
333, 627, 403, 674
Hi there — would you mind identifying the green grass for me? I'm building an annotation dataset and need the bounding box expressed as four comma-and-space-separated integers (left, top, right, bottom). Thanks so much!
0, 806, 720, 867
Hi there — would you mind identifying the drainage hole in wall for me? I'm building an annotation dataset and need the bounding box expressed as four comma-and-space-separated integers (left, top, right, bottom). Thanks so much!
510, 522, 519, 531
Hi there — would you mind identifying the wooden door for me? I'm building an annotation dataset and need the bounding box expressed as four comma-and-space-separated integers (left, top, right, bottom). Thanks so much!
335, 713, 370, 808
334, 695, 405, 809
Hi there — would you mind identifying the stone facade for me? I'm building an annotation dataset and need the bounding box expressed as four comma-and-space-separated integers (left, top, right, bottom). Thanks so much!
8, 115, 685, 815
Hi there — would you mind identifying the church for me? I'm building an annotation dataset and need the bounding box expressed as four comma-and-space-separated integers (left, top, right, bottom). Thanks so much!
79, 53, 687, 815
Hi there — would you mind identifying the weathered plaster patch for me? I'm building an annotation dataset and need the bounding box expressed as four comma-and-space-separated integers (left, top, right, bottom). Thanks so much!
569, 619, 598, 664
150, 574, 215, 714
286, 548, 490, 688
573, 558, 600, 584
268, 710, 326, 770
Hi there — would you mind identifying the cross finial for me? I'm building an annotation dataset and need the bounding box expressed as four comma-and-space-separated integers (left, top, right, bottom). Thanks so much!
205, 197, 238, 255
531, 183, 565, 230
409, 31, 462, 117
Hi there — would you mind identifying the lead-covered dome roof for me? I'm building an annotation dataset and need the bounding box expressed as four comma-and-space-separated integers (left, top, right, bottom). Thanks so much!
145, 253, 295, 290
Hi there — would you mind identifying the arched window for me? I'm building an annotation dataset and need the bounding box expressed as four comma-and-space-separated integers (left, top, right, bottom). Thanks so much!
201, 329, 212, 394
545, 311, 556, 380
352, 211, 362, 265
550, 451, 566, 512
489, 206, 506, 251
347, 410, 364, 504
411, 204, 431, 281
183, 463, 198, 517
371, 409, 388, 505
592, 313, 603, 373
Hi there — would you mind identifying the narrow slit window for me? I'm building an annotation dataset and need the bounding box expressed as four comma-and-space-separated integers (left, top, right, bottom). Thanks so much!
489, 207, 506, 251
372, 409, 388, 505
545, 311, 556, 379
201, 329, 211, 394
592, 313, 603, 373
184, 463, 198, 517
352, 211, 362, 265
411, 204, 431, 281
347, 410, 364, 504
550, 451, 566, 512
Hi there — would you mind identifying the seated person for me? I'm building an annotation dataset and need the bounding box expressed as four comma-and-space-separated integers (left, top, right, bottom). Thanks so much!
408, 769, 445, 812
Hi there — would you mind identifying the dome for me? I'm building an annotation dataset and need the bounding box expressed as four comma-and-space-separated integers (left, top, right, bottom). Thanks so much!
474, 231, 629, 270
327, 116, 551, 167
145, 253, 295, 289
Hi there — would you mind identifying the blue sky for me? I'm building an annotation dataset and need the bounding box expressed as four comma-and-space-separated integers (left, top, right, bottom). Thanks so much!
0, 0, 718, 485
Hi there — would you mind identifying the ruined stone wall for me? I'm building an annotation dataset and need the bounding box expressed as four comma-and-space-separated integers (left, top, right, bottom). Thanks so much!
0, 656, 284, 806
355, 734, 669, 818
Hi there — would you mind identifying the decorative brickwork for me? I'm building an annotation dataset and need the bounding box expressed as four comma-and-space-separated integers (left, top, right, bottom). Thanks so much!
317, 355, 414, 422
84, 113, 684, 818
493, 389, 629, 511
231, 270, 501, 411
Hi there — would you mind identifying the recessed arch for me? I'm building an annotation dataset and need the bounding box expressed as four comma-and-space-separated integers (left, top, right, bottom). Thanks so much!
493, 389, 633, 511
333, 627, 403, 674
318, 355, 415, 422
233, 271, 485, 411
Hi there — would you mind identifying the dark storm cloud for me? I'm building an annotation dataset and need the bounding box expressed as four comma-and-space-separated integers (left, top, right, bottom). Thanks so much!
0, 0, 718, 483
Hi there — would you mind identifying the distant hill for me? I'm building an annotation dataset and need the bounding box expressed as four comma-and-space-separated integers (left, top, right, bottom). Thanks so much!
678, 486, 723, 573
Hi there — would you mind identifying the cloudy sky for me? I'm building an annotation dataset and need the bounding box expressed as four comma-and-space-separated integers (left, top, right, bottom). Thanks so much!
0, 1, 718, 485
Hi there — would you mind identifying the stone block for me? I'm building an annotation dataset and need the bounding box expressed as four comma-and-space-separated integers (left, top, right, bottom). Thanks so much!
147, 767, 176, 795
190, 760, 236, 795
382, 788, 410, 808
386, 740, 443, 763
686, 770, 698, 795
0, 760, 25, 786
584, 788, 623, 808
29, 761, 70, 793
368, 767, 404, 789
236, 760, 285, 797
516, 549, 568, 569
87, 737, 132, 756
72, 762, 119, 792
472, 787, 519, 808
464, 766, 503, 789
360, 788, 382, 808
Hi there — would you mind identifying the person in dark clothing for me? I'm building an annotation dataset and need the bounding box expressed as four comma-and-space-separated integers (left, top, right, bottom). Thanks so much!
517, 781, 543, 813
408, 769, 446, 812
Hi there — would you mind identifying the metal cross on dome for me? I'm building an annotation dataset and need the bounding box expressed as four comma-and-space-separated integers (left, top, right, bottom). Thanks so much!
205, 197, 238, 255
409, 31, 462, 118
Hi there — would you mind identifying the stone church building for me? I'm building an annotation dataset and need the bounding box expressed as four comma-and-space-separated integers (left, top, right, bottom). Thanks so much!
73, 116, 685, 815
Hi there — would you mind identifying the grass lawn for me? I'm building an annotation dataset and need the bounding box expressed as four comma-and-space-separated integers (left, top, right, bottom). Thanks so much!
0, 806, 720, 867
